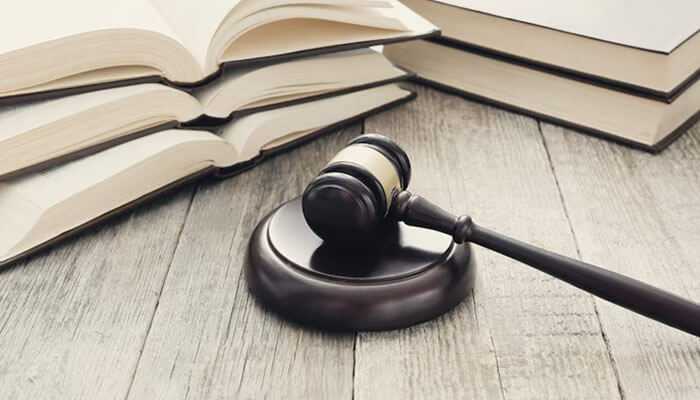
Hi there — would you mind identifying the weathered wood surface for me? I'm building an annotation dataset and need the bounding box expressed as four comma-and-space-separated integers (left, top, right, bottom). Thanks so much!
1, 84, 699, 400
126, 124, 362, 400
358, 85, 619, 400
541, 122, 700, 400
0, 188, 196, 400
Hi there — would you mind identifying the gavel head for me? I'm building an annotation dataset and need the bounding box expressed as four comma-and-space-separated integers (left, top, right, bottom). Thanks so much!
302, 134, 411, 246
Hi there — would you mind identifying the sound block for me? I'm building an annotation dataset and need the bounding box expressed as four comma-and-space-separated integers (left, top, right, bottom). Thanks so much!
245, 198, 476, 331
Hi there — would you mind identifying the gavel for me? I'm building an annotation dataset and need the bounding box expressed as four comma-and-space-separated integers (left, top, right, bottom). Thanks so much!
300, 134, 700, 336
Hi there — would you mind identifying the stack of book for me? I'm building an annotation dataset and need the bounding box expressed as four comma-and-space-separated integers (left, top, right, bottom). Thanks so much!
0, 1, 438, 267
386, 0, 700, 151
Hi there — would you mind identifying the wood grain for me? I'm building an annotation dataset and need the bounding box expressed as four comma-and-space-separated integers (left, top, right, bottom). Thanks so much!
2, 84, 699, 400
125, 125, 363, 400
356, 85, 620, 400
0, 188, 195, 400
541, 121, 700, 400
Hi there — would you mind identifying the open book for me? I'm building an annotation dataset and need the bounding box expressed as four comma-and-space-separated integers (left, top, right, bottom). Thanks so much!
0, 0, 436, 103
386, 41, 700, 151
0, 49, 409, 179
0, 84, 414, 268
404, 0, 700, 101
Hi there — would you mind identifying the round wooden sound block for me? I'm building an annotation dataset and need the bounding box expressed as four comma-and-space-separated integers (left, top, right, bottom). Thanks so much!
246, 198, 476, 331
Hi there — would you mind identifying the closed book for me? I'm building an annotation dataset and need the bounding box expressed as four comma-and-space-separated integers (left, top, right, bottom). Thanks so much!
385, 40, 700, 151
401, 0, 700, 102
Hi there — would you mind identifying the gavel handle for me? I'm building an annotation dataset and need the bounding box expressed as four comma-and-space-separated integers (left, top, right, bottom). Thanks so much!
392, 191, 700, 337
470, 224, 700, 337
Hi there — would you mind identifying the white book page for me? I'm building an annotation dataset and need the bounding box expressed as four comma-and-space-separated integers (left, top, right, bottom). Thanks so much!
0, 131, 222, 210
0, 130, 235, 262
150, 0, 431, 69
0, 0, 180, 56
193, 48, 404, 117
435, 0, 700, 53
220, 85, 407, 160
0, 85, 164, 143
149, 0, 242, 69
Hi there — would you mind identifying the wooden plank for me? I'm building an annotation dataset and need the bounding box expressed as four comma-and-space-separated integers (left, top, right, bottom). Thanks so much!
126, 125, 363, 400
356, 85, 621, 400
0, 188, 195, 400
541, 122, 700, 399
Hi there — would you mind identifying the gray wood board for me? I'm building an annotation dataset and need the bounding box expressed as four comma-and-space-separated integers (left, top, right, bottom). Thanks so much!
2, 83, 700, 400
0, 188, 196, 400
356, 84, 620, 400
541, 121, 700, 399
126, 125, 363, 400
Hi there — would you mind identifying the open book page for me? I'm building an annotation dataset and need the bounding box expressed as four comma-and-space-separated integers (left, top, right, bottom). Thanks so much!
218, 1, 433, 63
0, 84, 203, 178
0, 0, 205, 93
221, 84, 409, 160
0, 84, 412, 265
0, 85, 170, 143
194, 49, 406, 118
0, 0, 178, 56
0, 131, 222, 209
216, 3, 411, 63
0, 130, 236, 263
149, 0, 242, 71
0, 49, 405, 180
7, 66, 162, 98
227, 0, 396, 21
232, 3, 410, 33
435, 0, 700, 53
150, 0, 419, 72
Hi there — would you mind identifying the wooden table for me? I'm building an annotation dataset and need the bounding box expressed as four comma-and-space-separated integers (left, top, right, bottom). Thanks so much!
1, 84, 699, 400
